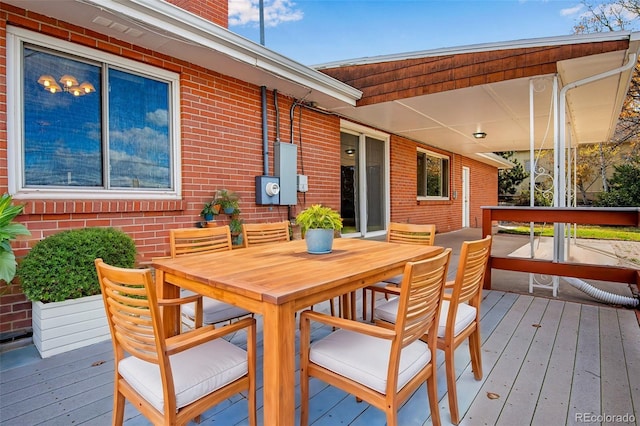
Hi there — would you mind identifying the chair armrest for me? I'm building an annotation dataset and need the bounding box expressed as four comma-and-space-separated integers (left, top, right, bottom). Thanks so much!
383, 285, 401, 294
300, 310, 395, 340
157, 293, 202, 306
166, 317, 256, 355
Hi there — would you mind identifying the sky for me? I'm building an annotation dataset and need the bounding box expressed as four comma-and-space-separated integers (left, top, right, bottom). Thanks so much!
228, 0, 596, 66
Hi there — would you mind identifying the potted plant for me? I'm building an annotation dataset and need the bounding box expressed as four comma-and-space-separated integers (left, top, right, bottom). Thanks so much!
229, 216, 244, 246
0, 194, 31, 285
17, 227, 137, 358
295, 204, 343, 254
215, 189, 240, 214
200, 200, 219, 223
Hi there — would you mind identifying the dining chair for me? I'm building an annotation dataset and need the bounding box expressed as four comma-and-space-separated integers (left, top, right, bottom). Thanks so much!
169, 226, 252, 327
241, 220, 290, 247
362, 222, 436, 322
299, 248, 452, 426
374, 235, 492, 424
95, 258, 257, 426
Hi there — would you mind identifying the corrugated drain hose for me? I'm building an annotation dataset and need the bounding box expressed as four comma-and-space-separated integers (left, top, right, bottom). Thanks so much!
563, 277, 639, 307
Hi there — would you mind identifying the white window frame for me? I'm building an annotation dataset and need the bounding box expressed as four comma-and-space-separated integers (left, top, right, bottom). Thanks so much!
6, 26, 182, 200
417, 148, 450, 201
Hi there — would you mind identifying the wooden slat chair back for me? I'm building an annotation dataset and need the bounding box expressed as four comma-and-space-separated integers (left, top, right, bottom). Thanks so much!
241, 220, 290, 248
299, 248, 451, 426
387, 222, 436, 245
170, 226, 233, 258
95, 259, 257, 426
362, 222, 437, 322
169, 226, 251, 327
437, 235, 492, 424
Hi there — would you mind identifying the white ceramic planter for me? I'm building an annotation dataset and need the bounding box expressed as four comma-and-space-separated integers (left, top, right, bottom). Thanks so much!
32, 294, 110, 358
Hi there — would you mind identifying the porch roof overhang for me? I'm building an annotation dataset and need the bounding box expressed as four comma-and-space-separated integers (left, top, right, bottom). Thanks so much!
3, 0, 362, 109
317, 32, 640, 168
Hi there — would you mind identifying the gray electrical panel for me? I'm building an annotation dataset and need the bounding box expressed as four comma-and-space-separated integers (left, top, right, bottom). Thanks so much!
274, 142, 297, 205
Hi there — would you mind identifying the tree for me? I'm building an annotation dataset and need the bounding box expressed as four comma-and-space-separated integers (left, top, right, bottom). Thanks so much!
594, 156, 640, 206
496, 152, 528, 200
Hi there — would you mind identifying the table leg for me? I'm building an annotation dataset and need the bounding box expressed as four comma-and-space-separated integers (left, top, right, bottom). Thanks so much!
261, 301, 296, 426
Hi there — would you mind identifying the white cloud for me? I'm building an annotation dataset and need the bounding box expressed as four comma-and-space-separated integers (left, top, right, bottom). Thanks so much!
560, 5, 583, 17
146, 108, 168, 127
229, 0, 303, 27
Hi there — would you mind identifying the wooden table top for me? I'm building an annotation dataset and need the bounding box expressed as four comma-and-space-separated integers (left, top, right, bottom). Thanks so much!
152, 238, 443, 305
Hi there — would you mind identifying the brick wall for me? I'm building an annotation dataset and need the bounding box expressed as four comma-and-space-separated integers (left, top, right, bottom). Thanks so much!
167, 0, 228, 27
0, 4, 342, 335
389, 135, 497, 233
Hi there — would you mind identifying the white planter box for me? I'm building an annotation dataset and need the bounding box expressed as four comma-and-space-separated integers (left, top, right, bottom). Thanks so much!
32, 294, 110, 358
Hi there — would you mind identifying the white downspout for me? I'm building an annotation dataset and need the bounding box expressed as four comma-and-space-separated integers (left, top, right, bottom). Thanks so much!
556, 52, 638, 306
556, 52, 637, 263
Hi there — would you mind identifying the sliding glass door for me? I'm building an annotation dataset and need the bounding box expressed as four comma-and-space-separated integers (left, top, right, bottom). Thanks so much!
340, 124, 389, 238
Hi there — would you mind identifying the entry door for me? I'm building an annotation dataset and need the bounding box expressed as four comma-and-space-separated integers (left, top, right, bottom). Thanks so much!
340, 129, 388, 238
462, 167, 470, 227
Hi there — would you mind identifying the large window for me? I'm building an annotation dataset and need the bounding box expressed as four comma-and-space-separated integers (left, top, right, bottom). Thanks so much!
417, 149, 449, 199
8, 27, 181, 199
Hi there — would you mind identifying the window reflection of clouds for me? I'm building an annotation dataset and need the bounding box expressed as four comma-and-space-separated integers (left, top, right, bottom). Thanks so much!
23, 47, 172, 189
109, 68, 170, 188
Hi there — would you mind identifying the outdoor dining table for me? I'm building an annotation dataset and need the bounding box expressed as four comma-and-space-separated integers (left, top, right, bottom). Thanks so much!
152, 237, 444, 426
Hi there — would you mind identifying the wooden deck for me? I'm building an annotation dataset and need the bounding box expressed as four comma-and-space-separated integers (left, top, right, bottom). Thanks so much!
1, 289, 639, 425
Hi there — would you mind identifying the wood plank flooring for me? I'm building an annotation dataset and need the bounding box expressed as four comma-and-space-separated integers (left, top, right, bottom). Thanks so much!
1, 290, 638, 426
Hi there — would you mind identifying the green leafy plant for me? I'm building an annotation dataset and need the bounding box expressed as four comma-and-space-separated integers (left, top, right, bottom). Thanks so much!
0, 194, 31, 284
18, 227, 137, 303
214, 189, 240, 212
295, 204, 343, 234
200, 201, 219, 219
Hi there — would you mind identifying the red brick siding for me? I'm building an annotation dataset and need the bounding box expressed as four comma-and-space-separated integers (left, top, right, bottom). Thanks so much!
389, 135, 497, 233
166, 0, 228, 27
0, 4, 343, 334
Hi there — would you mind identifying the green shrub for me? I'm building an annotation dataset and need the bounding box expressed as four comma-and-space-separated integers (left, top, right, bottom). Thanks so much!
18, 227, 137, 303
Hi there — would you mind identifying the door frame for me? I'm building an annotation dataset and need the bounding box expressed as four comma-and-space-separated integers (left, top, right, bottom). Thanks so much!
462, 166, 470, 227
340, 120, 390, 239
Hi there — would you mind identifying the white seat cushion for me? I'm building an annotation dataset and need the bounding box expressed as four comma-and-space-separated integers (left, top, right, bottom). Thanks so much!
374, 298, 477, 338
182, 290, 250, 324
438, 300, 476, 337
309, 328, 430, 394
119, 338, 248, 413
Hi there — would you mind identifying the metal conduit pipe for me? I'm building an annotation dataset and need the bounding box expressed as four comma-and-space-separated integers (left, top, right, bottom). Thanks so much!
261, 85, 268, 175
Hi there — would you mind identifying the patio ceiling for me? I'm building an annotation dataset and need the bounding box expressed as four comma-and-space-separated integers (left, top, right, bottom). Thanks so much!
316, 34, 640, 167
5, 1, 640, 169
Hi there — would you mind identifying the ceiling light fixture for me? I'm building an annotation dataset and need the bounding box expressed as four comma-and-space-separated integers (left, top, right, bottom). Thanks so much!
38, 74, 95, 96
345, 148, 356, 155
472, 132, 487, 139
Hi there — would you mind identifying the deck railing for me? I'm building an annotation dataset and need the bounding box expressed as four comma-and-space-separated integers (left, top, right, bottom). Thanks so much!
481, 206, 640, 289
